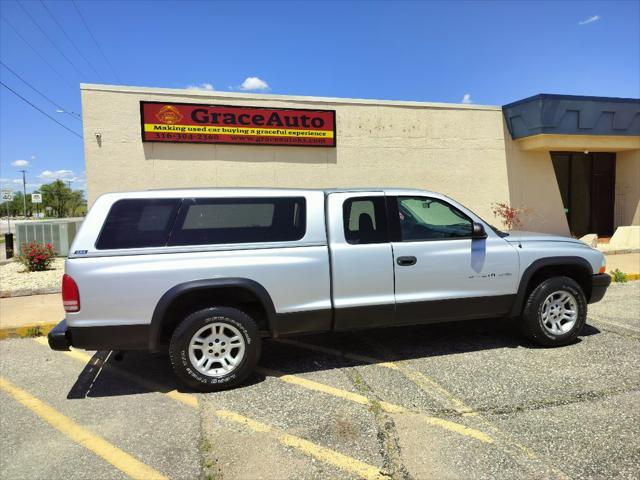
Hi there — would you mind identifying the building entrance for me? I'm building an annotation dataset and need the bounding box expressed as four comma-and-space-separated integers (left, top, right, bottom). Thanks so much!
551, 152, 616, 237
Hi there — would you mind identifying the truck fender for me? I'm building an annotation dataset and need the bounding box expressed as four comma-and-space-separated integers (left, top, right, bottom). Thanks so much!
149, 278, 277, 351
509, 256, 593, 317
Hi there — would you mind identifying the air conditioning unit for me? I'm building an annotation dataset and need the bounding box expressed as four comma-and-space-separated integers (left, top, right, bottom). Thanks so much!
14, 218, 84, 257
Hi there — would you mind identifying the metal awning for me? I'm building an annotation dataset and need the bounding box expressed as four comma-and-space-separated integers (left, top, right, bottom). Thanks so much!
502, 94, 640, 140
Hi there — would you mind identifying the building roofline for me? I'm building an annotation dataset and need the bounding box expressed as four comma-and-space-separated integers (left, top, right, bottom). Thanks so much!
80, 83, 501, 111
503, 93, 640, 109
502, 93, 640, 139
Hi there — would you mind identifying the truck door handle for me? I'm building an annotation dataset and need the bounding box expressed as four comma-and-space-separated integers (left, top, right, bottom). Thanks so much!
396, 256, 417, 266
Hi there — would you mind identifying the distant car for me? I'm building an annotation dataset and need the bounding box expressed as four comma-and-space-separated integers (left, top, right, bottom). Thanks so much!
48, 188, 610, 391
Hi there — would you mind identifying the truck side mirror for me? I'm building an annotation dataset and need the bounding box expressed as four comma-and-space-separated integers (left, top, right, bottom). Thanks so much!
472, 222, 487, 239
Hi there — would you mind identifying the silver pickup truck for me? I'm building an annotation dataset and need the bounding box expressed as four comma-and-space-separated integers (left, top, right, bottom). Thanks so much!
48, 188, 611, 391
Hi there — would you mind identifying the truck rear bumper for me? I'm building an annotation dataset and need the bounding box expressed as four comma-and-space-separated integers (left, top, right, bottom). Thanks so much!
48, 320, 71, 351
47, 320, 150, 351
589, 273, 611, 304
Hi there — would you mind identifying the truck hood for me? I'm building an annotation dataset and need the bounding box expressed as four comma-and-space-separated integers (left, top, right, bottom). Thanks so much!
505, 231, 586, 246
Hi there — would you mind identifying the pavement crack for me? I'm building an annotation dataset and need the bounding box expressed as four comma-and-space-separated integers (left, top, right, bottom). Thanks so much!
346, 368, 413, 480
468, 385, 640, 416
589, 322, 640, 340
199, 395, 223, 480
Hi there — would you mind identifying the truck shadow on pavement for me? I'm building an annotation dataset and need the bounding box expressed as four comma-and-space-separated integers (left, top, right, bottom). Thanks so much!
66, 317, 601, 400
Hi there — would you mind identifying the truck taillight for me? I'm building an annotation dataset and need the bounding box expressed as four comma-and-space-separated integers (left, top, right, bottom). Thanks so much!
62, 274, 80, 312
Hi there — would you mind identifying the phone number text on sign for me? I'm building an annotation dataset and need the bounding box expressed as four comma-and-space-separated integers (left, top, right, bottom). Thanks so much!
140, 102, 336, 147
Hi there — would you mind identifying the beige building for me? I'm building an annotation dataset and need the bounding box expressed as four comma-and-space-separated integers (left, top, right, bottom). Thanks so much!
81, 84, 640, 237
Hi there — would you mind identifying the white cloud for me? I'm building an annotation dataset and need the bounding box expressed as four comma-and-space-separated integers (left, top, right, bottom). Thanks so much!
0, 178, 22, 186
461, 93, 473, 104
1, 176, 43, 192
11, 159, 29, 167
186, 83, 214, 91
579, 15, 600, 25
239, 76, 270, 91
30, 155, 36, 160
39, 169, 77, 181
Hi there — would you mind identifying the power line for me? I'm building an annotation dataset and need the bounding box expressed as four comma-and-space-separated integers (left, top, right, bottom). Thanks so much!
0, 81, 83, 139
38, 0, 106, 82
0, 61, 81, 120
1, 15, 75, 89
71, 0, 121, 83
16, 0, 90, 79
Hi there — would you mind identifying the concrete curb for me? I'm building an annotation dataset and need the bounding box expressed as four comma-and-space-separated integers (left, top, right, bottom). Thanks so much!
602, 249, 640, 255
611, 273, 640, 282
0, 322, 57, 340
0, 287, 61, 298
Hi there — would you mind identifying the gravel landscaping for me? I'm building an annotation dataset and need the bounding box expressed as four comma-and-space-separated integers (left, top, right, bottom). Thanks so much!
0, 258, 64, 297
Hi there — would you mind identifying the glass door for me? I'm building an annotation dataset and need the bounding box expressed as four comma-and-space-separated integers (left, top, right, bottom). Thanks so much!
551, 152, 616, 237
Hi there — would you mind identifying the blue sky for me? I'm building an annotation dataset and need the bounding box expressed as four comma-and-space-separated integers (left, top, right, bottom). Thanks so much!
1, 0, 638, 194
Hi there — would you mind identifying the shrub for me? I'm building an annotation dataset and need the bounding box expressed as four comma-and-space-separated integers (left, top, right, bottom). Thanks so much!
25, 326, 43, 338
610, 268, 628, 283
17, 241, 56, 272
491, 202, 525, 230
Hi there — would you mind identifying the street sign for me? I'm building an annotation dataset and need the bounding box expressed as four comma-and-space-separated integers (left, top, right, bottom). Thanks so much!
1, 190, 12, 201
31, 193, 42, 203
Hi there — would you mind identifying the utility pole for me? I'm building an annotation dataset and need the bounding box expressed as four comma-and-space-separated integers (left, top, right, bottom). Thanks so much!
67, 180, 72, 190
19, 170, 27, 218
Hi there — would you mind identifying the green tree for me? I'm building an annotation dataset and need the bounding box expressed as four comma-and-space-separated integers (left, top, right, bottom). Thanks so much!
5, 192, 33, 217
39, 180, 86, 218
40, 180, 71, 218
0, 200, 10, 216
1, 181, 86, 218
67, 190, 86, 216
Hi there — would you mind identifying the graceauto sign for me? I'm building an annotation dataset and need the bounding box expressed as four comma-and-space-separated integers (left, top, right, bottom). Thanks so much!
140, 101, 336, 147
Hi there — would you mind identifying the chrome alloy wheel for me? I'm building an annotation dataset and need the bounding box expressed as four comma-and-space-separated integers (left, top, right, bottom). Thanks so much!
540, 290, 578, 335
188, 322, 246, 377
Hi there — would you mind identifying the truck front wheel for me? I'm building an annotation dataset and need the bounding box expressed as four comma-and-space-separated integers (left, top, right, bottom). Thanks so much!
169, 307, 261, 392
521, 276, 587, 347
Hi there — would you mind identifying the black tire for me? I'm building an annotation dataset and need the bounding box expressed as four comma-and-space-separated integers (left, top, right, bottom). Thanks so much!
521, 276, 587, 347
169, 306, 261, 392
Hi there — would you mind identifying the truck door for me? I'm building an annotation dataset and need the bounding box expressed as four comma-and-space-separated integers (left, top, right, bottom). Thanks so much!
388, 195, 519, 325
326, 192, 395, 330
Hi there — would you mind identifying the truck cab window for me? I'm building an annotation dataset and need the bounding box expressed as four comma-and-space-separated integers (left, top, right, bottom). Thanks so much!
343, 197, 388, 244
397, 197, 472, 241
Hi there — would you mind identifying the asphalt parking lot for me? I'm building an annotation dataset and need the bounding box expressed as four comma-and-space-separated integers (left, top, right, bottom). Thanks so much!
1, 282, 638, 480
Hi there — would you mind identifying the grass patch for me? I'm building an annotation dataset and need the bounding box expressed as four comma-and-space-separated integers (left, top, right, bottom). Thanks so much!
610, 268, 628, 283
25, 326, 43, 338
201, 437, 212, 453
368, 398, 383, 415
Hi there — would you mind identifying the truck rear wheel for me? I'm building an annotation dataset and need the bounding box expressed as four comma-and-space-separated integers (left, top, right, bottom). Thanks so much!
521, 276, 587, 347
169, 306, 260, 392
